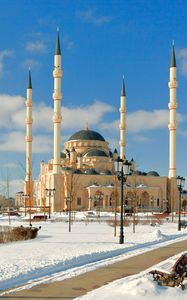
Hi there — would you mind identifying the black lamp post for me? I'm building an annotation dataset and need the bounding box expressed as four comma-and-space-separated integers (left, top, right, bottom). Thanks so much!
176, 176, 185, 231
115, 157, 131, 244
45, 188, 56, 219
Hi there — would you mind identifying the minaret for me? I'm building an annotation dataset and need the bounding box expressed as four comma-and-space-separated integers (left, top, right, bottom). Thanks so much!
168, 43, 178, 178
119, 77, 126, 160
25, 70, 34, 205
53, 30, 62, 174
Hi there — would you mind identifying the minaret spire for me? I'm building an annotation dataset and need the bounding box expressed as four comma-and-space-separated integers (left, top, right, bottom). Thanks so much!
25, 69, 34, 208
168, 42, 178, 178
119, 76, 126, 160
121, 76, 126, 96
55, 28, 61, 55
53, 30, 62, 174
28, 68, 32, 89
170, 43, 176, 67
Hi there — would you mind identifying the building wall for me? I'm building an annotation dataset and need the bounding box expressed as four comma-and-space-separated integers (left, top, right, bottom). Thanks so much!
35, 166, 178, 213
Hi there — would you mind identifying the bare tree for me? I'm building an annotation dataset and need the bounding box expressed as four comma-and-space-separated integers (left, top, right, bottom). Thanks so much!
127, 175, 139, 233
65, 172, 80, 232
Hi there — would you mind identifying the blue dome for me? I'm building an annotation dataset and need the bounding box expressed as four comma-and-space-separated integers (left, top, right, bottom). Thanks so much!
132, 170, 142, 176
73, 169, 83, 174
84, 150, 108, 157
147, 171, 160, 177
68, 129, 105, 142
84, 168, 99, 175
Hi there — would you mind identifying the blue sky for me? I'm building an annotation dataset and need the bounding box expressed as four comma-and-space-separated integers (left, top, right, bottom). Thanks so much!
0, 0, 187, 195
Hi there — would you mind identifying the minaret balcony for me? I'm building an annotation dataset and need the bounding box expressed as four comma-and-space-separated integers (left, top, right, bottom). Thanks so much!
119, 125, 126, 130
25, 100, 32, 107
53, 69, 62, 78
168, 103, 177, 110
53, 92, 62, 100
168, 81, 178, 88
53, 113, 62, 123
25, 119, 33, 124
119, 108, 126, 113
168, 123, 177, 130
25, 136, 33, 142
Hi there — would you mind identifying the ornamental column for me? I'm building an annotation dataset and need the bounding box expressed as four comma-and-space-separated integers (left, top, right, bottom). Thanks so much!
119, 77, 126, 160
53, 30, 62, 174
168, 44, 178, 178
25, 70, 34, 206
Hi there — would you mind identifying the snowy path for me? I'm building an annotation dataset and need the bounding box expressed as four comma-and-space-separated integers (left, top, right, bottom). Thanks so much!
1, 218, 187, 295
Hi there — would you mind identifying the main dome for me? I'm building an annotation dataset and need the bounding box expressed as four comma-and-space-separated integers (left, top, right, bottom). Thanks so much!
68, 129, 105, 142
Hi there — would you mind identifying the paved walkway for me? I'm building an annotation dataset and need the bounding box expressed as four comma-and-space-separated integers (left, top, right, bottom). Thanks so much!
1, 239, 187, 300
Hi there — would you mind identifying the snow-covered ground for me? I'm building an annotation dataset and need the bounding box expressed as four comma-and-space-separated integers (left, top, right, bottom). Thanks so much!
0, 211, 187, 299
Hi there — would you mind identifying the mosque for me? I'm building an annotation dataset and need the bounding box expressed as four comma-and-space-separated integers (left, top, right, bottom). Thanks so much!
23, 32, 180, 214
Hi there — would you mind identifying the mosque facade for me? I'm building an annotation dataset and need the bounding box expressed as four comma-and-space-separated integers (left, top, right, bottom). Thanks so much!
25, 33, 180, 214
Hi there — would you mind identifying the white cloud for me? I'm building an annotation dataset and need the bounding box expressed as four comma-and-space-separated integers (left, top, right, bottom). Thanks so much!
33, 135, 53, 153
131, 135, 152, 143
62, 101, 115, 129
1, 94, 186, 153
0, 94, 24, 129
0, 49, 14, 77
62, 35, 75, 50
26, 41, 46, 53
177, 48, 187, 75
0, 95, 115, 133
101, 109, 186, 134
33, 103, 53, 132
0, 131, 25, 152
79, 9, 111, 26
23, 59, 41, 69
0, 179, 24, 197
0, 131, 52, 153
127, 109, 168, 132
178, 129, 187, 137
0, 163, 17, 168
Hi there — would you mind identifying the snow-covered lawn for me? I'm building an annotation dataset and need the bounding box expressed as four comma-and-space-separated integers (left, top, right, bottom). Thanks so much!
0, 212, 187, 299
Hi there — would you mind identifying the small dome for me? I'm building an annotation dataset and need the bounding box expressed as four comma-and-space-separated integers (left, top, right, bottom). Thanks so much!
84, 168, 99, 175
109, 150, 113, 157
68, 129, 105, 142
84, 150, 108, 157
61, 152, 66, 158
61, 166, 72, 171
147, 171, 160, 177
132, 170, 142, 176
99, 170, 112, 175
73, 169, 83, 174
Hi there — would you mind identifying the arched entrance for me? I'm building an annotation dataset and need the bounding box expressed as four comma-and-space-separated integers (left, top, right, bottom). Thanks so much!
140, 191, 150, 211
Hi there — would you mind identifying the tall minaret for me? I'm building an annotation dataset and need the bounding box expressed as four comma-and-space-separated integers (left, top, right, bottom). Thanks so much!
168, 43, 178, 178
53, 30, 62, 174
119, 77, 126, 160
25, 70, 34, 205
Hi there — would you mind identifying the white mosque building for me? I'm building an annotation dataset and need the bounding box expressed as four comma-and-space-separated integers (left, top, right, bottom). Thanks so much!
23, 32, 180, 214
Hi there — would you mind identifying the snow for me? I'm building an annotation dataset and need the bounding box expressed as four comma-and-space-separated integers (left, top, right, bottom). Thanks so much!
77, 272, 186, 300
0, 211, 187, 299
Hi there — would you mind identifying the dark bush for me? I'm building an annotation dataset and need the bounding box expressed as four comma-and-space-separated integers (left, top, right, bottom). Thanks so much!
0, 226, 40, 243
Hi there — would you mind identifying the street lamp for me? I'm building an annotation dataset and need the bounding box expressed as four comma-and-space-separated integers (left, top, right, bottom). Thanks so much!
176, 176, 185, 231
115, 157, 131, 244
45, 188, 56, 219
